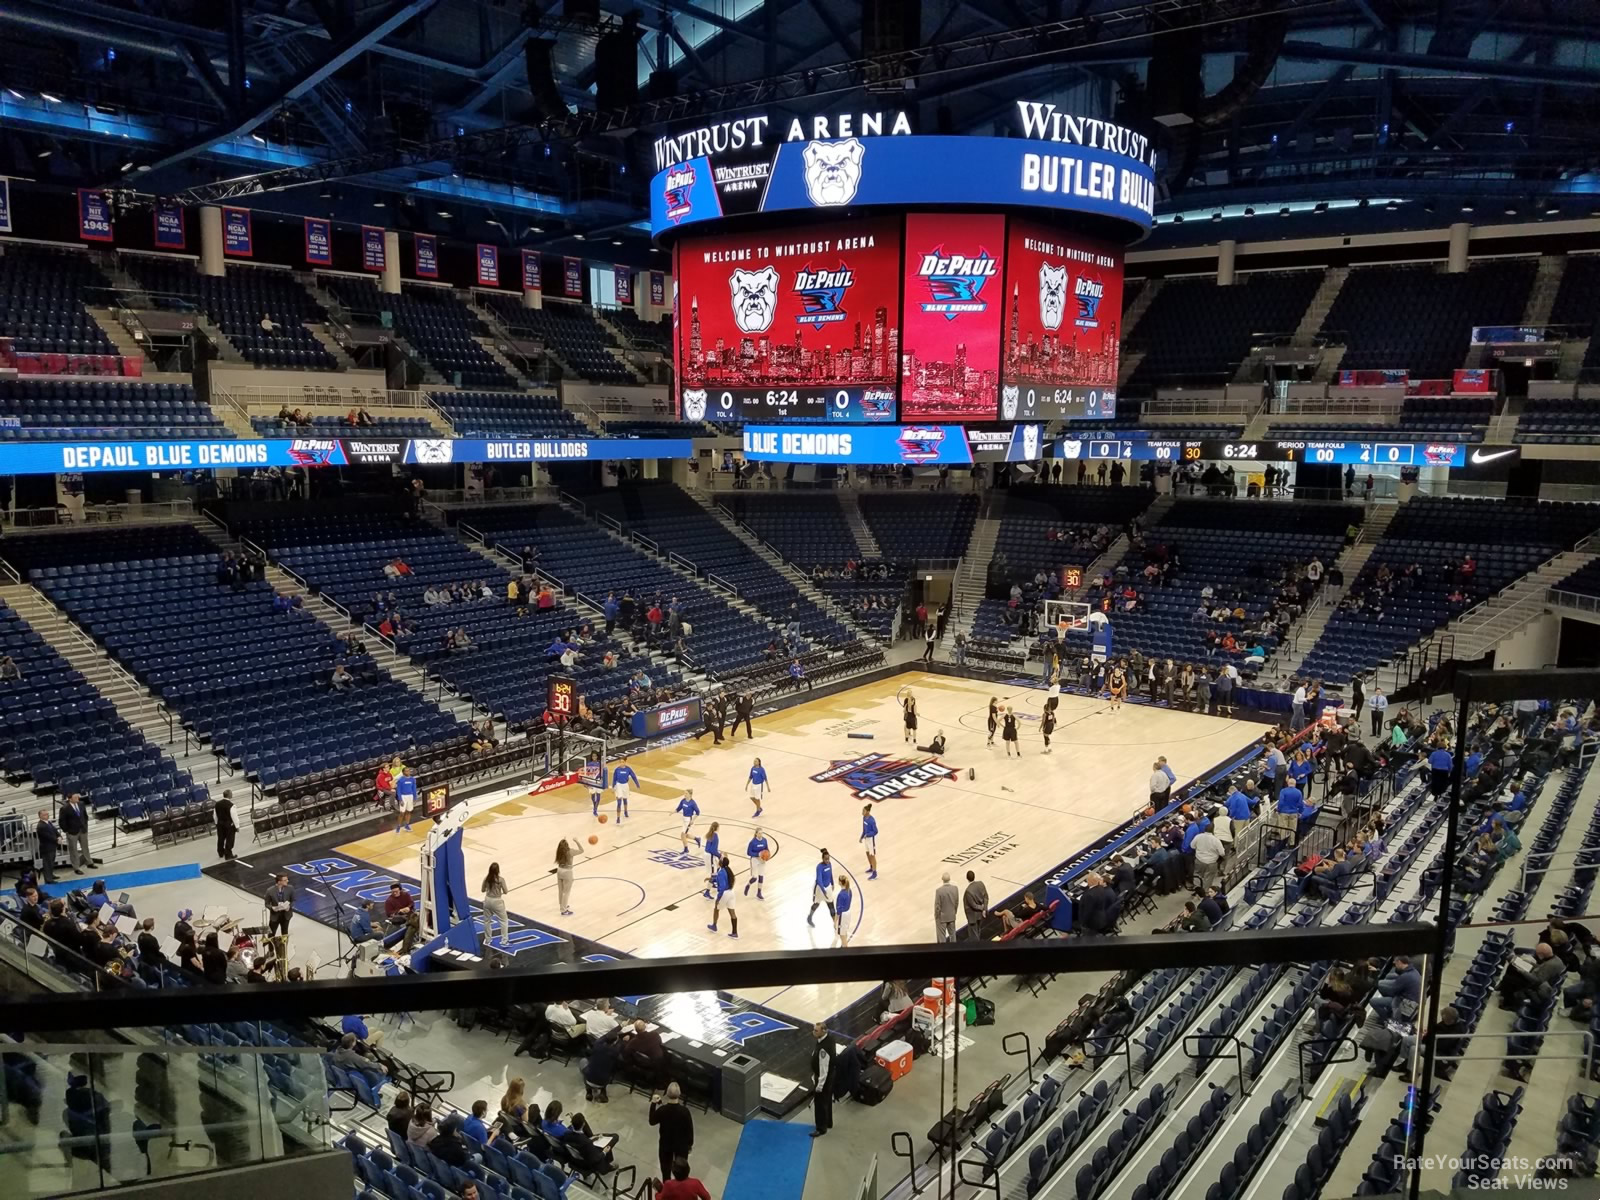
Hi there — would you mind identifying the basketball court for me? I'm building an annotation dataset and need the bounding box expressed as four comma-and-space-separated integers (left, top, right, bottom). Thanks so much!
334, 671, 1262, 1024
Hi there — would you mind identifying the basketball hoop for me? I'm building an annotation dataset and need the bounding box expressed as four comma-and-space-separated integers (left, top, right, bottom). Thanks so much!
1042, 599, 1092, 641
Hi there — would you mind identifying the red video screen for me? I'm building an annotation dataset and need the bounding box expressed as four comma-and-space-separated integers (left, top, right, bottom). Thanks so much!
675, 216, 902, 422
1000, 218, 1122, 420
899, 212, 1006, 422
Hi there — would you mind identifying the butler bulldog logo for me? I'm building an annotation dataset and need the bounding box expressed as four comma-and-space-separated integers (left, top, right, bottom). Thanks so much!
412, 439, 454, 465
802, 138, 865, 206
682, 389, 708, 421
1023, 424, 1041, 460
1059, 438, 1083, 460
729, 266, 779, 334
1001, 384, 1020, 420
1039, 263, 1067, 331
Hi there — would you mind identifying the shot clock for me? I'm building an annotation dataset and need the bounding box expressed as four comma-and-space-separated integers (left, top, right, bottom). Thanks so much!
548, 675, 578, 719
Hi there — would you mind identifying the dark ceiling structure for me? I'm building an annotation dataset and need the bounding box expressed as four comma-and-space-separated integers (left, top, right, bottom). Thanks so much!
2, 0, 1598, 263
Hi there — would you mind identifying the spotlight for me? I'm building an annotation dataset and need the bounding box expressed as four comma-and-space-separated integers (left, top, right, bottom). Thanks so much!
1544, 202, 1560, 216
1243, 207, 1255, 217
119, 161, 134, 172
373, 199, 386, 207
1313, 201, 1329, 214
36, 147, 52, 158
437, 210, 452, 218
1384, 200, 1398, 211
575, 233, 586, 240
251, 134, 266, 145
1173, 214, 1184, 224
1504, 204, 1517, 216
40, 92, 61, 103
1278, 206, 1291, 217
612, 239, 622, 245
6, 88, 25, 100
319, 185, 332, 199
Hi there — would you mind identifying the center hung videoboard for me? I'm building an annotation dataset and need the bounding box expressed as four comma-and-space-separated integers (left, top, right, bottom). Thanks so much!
898, 212, 1008, 422
675, 214, 902, 423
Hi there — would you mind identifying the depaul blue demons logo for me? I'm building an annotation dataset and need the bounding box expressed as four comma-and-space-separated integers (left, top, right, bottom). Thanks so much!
896, 426, 949, 463
1074, 275, 1105, 328
811, 752, 958, 801
288, 438, 344, 467
794, 265, 853, 327
919, 248, 998, 320
663, 165, 697, 224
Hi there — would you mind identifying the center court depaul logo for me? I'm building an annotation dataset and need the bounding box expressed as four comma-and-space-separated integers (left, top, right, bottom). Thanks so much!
810, 752, 958, 801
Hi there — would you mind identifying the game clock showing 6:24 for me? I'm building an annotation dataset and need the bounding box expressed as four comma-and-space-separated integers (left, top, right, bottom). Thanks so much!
548, 675, 578, 719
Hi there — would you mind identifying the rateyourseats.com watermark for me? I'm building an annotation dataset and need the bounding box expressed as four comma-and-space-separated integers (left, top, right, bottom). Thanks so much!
1388, 1154, 1580, 1187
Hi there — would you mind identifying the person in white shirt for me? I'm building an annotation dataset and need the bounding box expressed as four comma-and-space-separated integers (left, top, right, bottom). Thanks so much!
1191, 828, 1226, 887
583, 1000, 620, 1037
423, 587, 442, 607
1292, 683, 1309, 727
1306, 559, 1323, 585
1148, 763, 1173, 807
546, 1001, 586, 1035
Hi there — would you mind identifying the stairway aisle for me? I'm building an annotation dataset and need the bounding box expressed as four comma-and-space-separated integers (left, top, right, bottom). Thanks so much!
950, 510, 1001, 642
841, 494, 883, 558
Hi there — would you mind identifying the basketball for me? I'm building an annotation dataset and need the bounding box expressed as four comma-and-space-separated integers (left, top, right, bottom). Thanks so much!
598, 813, 609, 824
760, 849, 771, 860
587, 834, 599, 845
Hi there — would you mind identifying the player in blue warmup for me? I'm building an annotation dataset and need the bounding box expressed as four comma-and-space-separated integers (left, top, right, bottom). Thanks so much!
675, 789, 701, 850
701, 822, 722, 897
707, 856, 738, 938
860, 803, 879, 879
807, 849, 835, 927
394, 769, 418, 832
745, 827, 770, 899
583, 755, 608, 818
611, 761, 639, 822
834, 877, 853, 946
746, 757, 770, 817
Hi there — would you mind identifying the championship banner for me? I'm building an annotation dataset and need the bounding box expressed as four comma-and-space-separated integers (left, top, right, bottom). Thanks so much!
304, 217, 332, 266
0, 178, 11, 234
361, 225, 386, 272
615, 266, 633, 305
415, 233, 439, 279
78, 189, 114, 242
650, 271, 665, 306
476, 244, 499, 287
153, 200, 186, 250
563, 256, 583, 298
522, 250, 541, 291
222, 206, 253, 257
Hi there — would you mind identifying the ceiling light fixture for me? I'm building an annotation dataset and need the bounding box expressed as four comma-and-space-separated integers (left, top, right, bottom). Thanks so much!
40, 92, 61, 103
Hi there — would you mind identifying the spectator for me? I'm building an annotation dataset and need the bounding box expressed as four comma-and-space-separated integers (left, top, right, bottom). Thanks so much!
1498, 942, 1565, 1009
1370, 956, 1421, 1021
583, 1029, 621, 1102
1190, 825, 1226, 887
42, 899, 80, 950
330, 662, 354, 692
200, 932, 227, 984
386, 1092, 414, 1137
1180, 901, 1212, 933
626, 1019, 667, 1085
407, 1103, 439, 1147
33, 808, 60, 883
543, 1100, 614, 1172
1076, 875, 1120, 934
57, 793, 98, 874
135, 917, 164, 965
657, 1158, 712, 1200
429, 1113, 473, 1167
0, 654, 21, 681
462, 1099, 492, 1144
962, 870, 989, 936
648, 1083, 695, 1183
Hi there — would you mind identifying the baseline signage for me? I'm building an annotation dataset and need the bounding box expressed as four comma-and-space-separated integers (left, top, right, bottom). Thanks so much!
650, 100, 1155, 238
741, 424, 974, 465
676, 214, 902, 423
78, 189, 114, 242
967, 424, 1045, 462
1051, 436, 1498, 469
415, 233, 439, 279
304, 217, 333, 266
632, 696, 703, 740
0, 436, 698, 475
153, 200, 186, 250
361, 226, 386, 272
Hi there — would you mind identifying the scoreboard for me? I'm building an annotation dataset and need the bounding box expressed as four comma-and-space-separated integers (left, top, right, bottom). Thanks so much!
1055, 437, 1501, 469
547, 675, 579, 719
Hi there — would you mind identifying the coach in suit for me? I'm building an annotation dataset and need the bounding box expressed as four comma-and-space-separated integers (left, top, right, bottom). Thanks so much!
215, 790, 238, 860
57, 794, 98, 873
34, 809, 60, 883
934, 873, 960, 943
734, 692, 755, 739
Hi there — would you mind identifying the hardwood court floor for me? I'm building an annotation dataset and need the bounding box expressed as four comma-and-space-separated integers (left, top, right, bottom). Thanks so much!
339, 672, 1261, 1023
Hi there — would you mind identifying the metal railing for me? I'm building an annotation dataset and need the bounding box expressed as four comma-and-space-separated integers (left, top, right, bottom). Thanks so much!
1264, 395, 1405, 417
1141, 393, 1260, 416
1548, 587, 1600, 615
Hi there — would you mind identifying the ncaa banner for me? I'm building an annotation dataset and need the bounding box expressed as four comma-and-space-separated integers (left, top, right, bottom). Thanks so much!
649, 271, 665, 306
304, 217, 332, 266
615, 266, 633, 305
0, 178, 10, 234
153, 200, 186, 250
415, 233, 439, 279
563, 256, 583, 298
361, 225, 386, 272
78, 189, 114, 242
476, 244, 499, 286
222, 206, 253, 257
522, 250, 541, 291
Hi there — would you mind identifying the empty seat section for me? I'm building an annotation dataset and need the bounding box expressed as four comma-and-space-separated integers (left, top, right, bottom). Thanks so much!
0, 378, 229, 440
320, 277, 515, 389
0, 244, 115, 356
10, 525, 466, 791
858, 492, 979, 563
1546, 253, 1600, 383
428, 390, 592, 438
479, 295, 636, 384
1319, 260, 1536, 381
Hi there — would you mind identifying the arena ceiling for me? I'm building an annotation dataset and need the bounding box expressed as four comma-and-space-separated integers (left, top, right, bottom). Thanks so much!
1, 0, 1598, 263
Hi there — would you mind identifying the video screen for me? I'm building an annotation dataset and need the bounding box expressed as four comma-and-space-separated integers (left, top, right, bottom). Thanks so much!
675, 215, 901, 423
1000, 218, 1123, 421
899, 212, 1006, 422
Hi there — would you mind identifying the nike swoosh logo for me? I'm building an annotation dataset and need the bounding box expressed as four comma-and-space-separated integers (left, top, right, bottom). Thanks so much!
1471, 448, 1517, 464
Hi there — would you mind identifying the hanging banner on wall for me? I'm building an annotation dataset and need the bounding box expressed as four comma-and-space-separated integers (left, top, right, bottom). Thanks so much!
522, 250, 541, 291
476, 244, 499, 286
0, 178, 11, 234
650, 271, 665, 306
563, 256, 583, 298
222, 206, 253, 257
304, 217, 332, 266
615, 266, 633, 305
415, 233, 439, 279
361, 225, 386, 272
78, 189, 114, 242
153, 200, 186, 250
